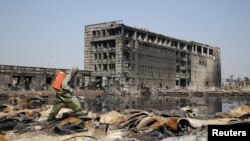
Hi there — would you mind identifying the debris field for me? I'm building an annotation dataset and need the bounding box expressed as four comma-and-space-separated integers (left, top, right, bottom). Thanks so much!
0, 92, 250, 141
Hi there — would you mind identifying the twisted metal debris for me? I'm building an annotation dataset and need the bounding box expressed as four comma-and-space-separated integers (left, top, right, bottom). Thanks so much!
0, 93, 250, 141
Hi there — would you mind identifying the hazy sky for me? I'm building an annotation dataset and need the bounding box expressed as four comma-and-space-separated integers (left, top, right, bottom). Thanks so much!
0, 0, 250, 79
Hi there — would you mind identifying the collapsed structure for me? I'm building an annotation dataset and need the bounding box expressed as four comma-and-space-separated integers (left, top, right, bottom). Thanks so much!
0, 65, 91, 90
84, 21, 221, 91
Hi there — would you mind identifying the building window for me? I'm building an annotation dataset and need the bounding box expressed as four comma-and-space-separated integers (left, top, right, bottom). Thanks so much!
99, 53, 101, 59
102, 30, 105, 36
109, 64, 115, 70
109, 40, 116, 48
98, 64, 101, 71
103, 53, 108, 59
94, 53, 97, 60
103, 64, 107, 71
94, 65, 97, 71
103, 42, 107, 48
92, 31, 96, 36
109, 52, 116, 59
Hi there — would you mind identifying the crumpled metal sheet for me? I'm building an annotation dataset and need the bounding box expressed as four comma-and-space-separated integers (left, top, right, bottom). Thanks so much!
0, 109, 41, 133
177, 117, 239, 129
0, 95, 46, 133
0, 135, 7, 141
0, 105, 11, 113
99, 111, 177, 138
0, 110, 41, 120
99, 111, 125, 125
54, 117, 87, 135
215, 105, 250, 119
8, 95, 48, 110
225, 105, 250, 118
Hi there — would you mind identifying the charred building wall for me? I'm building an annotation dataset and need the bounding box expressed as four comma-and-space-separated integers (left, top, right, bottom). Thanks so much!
84, 21, 221, 91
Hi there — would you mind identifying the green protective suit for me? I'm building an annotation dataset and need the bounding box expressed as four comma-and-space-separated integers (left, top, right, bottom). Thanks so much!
48, 66, 86, 121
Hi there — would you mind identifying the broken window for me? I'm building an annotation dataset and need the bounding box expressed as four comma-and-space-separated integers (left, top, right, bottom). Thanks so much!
92, 31, 96, 36
180, 52, 186, 58
94, 43, 98, 49
103, 64, 107, 71
99, 53, 101, 59
209, 49, 214, 55
159, 82, 162, 88
102, 30, 105, 36
97, 31, 101, 37
123, 51, 130, 60
187, 45, 192, 52
94, 53, 97, 60
109, 40, 116, 48
98, 64, 102, 71
109, 52, 112, 59
94, 65, 97, 71
107, 29, 117, 35
180, 60, 186, 66
46, 77, 52, 85
124, 40, 130, 47
103, 42, 107, 48
148, 35, 156, 43
197, 46, 202, 53
124, 29, 134, 38
180, 43, 185, 50
141, 33, 146, 42
91, 42, 97, 49
203, 47, 208, 54
109, 52, 115, 59
205, 80, 209, 86
103, 53, 108, 59
97, 42, 101, 48
180, 79, 186, 87
23, 76, 32, 90
136, 33, 142, 41
109, 64, 112, 70
171, 41, 178, 48
126, 77, 130, 83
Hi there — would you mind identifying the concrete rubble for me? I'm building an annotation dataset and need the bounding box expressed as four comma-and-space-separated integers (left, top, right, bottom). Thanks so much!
0, 94, 250, 141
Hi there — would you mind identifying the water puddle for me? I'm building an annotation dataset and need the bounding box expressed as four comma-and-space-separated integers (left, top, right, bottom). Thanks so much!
83, 94, 250, 116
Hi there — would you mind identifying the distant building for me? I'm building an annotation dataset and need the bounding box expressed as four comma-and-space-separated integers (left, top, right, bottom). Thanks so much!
84, 21, 221, 91
221, 78, 235, 87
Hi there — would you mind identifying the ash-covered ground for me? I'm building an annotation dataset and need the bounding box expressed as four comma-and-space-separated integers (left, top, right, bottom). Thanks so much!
0, 90, 250, 141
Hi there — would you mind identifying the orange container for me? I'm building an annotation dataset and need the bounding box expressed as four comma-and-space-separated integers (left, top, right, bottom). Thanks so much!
52, 71, 66, 91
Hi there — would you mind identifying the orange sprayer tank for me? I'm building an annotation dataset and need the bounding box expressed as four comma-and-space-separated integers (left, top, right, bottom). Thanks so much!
52, 71, 66, 91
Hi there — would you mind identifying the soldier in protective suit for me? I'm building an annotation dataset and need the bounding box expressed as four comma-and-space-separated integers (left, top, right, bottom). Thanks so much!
47, 66, 86, 121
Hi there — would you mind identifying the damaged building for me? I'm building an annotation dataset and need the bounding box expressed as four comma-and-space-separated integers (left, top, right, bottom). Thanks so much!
0, 65, 91, 90
84, 21, 221, 91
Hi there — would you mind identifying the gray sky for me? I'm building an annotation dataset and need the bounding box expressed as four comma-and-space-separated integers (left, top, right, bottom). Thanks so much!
0, 0, 250, 79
